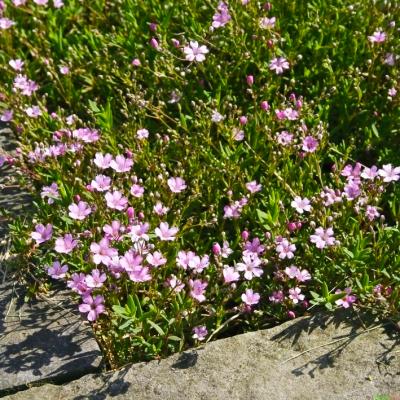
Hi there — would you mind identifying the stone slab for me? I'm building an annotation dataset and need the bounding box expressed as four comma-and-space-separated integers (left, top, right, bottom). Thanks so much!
4, 310, 399, 399
0, 283, 102, 395
0, 124, 32, 246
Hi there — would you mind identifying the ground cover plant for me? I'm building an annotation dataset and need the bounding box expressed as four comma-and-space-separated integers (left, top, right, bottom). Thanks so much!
0, 0, 399, 368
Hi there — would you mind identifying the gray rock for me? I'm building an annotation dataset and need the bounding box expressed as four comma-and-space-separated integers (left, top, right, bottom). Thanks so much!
4, 310, 399, 400
0, 124, 32, 248
0, 283, 102, 395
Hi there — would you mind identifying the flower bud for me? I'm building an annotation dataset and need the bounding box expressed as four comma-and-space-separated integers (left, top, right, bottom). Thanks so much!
171, 38, 180, 48
260, 100, 270, 111
126, 207, 135, 219
287, 310, 296, 319
239, 116, 248, 125
212, 242, 221, 255
149, 37, 159, 49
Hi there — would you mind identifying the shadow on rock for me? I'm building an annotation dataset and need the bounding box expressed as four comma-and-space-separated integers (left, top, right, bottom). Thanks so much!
270, 308, 399, 378
73, 369, 131, 400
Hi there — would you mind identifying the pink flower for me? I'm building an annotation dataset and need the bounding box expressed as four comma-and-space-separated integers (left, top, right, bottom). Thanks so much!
105, 191, 128, 210
192, 325, 208, 342
232, 128, 244, 141
368, 30, 386, 43
13, 75, 38, 96
335, 288, 357, 308
188, 254, 210, 273
131, 58, 141, 66
155, 222, 178, 241
366, 205, 380, 221
302, 136, 319, 153
223, 201, 243, 219
0, 110, 13, 122
137, 128, 149, 139
384, 53, 395, 66
12, 0, 27, 6
388, 87, 397, 97
221, 241, 233, 258
284, 266, 311, 282
189, 279, 208, 302
361, 166, 378, 181
129, 222, 150, 242
67, 273, 88, 295
291, 196, 311, 214
59, 66, 69, 75
241, 288, 260, 306
259, 17, 276, 29
91, 175, 111, 192
269, 57, 289, 74
310, 227, 335, 249
85, 269, 107, 288
321, 187, 342, 206
55, 233, 78, 254
269, 290, 284, 303
25, 106, 42, 118
343, 181, 360, 200
0, 18, 15, 29
167, 176, 187, 193
146, 251, 167, 267
128, 265, 152, 282
90, 238, 118, 265
222, 266, 240, 283
130, 184, 144, 198
9, 59, 24, 71
236, 254, 263, 280
34, 0, 48, 5
72, 128, 99, 143
31, 223, 53, 244
276, 238, 296, 259
276, 131, 294, 145
211, 110, 225, 123
79, 295, 106, 321
103, 220, 122, 241
153, 201, 169, 216
68, 201, 91, 220
192, 325, 208, 341
120, 250, 143, 272
176, 250, 196, 269
243, 238, 265, 256
212, 1, 231, 29
166, 275, 185, 293
110, 155, 133, 173
183, 41, 209, 62
41, 183, 60, 204
245, 180, 262, 194
288, 287, 305, 304
47, 261, 68, 279
94, 153, 113, 169
378, 164, 400, 182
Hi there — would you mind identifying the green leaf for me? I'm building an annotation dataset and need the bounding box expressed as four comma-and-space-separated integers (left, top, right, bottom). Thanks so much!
167, 335, 182, 342
127, 295, 137, 317
112, 305, 126, 314
147, 320, 165, 336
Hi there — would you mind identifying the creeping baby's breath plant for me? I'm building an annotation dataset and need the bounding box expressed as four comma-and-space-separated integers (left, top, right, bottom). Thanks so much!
0, 0, 399, 367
